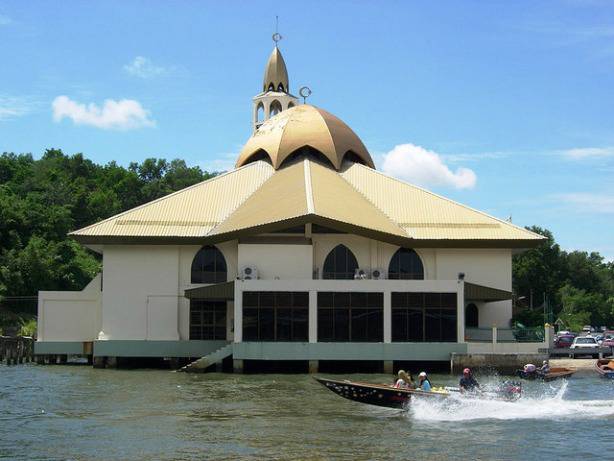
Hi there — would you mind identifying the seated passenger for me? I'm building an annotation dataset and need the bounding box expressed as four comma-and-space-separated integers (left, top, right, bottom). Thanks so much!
459, 368, 480, 392
394, 370, 414, 389
538, 360, 550, 375
417, 371, 432, 392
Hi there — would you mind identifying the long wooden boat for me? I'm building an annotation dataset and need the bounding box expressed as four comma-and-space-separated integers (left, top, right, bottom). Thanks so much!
594, 359, 614, 379
314, 377, 521, 409
515, 367, 576, 382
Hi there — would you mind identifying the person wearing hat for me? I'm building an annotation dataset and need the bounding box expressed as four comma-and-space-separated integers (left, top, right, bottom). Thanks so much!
393, 370, 415, 389
417, 371, 432, 392
459, 368, 480, 393
537, 359, 550, 376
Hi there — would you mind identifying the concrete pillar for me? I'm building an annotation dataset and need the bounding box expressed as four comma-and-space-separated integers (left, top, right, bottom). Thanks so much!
383, 360, 394, 375
93, 356, 106, 368
457, 281, 465, 343
545, 324, 554, 349
383, 291, 391, 343
233, 359, 244, 373
492, 325, 498, 353
308, 291, 317, 343
233, 283, 242, 343
308, 360, 319, 373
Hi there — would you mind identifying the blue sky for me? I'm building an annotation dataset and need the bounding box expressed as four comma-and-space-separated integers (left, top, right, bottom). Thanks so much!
1, 1, 613, 259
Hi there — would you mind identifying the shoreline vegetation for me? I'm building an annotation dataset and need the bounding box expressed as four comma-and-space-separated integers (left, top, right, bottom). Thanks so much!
0, 149, 613, 335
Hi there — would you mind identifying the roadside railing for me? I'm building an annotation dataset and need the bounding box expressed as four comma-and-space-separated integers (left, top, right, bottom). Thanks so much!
466, 326, 545, 343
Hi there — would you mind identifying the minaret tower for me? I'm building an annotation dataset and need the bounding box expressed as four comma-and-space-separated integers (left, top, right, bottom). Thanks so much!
252, 30, 299, 132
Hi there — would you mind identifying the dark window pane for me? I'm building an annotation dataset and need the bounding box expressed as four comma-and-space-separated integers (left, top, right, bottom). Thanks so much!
191, 245, 227, 283
351, 292, 367, 308
365, 308, 383, 341
276, 292, 292, 308
318, 292, 333, 308
441, 293, 457, 308
441, 308, 457, 342
425, 293, 440, 308
276, 308, 292, 341
260, 293, 274, 309
243, 307, 259, 341
408, 308, 424, 342
391, 292, 405, 308
425, 308, 442, 341
408, 293, 423, 308
259, 308, 275, 341
388, 248, 424, 280
243, 292, 258, 308
318, 308, 334, 341
293, 292, 309, 307
334, 308, 350, 341
293, 308, 308, 341
322, 245, 358, 279
351, 308, 368, 340
334, 292, 350, 308
367, 293, 383, 307
392, 309, 408, 341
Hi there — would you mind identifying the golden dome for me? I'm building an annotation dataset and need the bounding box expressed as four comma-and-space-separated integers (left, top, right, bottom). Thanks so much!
263, 47, 289, 93
236, 104, 375, 170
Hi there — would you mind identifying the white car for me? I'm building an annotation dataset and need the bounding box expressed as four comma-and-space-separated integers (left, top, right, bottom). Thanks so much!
570, 336, 600, 357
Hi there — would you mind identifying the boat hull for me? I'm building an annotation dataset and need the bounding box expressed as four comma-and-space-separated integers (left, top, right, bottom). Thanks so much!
314, 377, 443, 409
516, 367, 576, 382
595, 359, 614, 379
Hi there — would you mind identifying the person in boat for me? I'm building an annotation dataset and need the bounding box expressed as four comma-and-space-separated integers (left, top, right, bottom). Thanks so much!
417, 371, 432, 391
394, 370, 414, 389
537, 360, 550, 375
459, 368, 480, 393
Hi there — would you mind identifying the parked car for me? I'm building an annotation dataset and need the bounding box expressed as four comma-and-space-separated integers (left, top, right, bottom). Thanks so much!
582, 325, 592, 334
570, 336, 600, 357
554, 334, 575, 348
601, 334, 614, 348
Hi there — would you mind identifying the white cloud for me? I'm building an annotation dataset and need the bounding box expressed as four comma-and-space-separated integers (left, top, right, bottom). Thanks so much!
52, 95, 155, 130
381, 143, 477, 189
124, 56, 167, 79
562, 146, 614, 160
555, 192, 614, 213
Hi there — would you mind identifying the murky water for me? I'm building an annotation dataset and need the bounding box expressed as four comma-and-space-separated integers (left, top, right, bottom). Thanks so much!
1, 365, 613, 460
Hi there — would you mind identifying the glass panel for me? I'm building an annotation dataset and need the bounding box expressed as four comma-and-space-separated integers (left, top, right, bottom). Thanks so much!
276, 308, 292, 341
292, 308, 308, 341
351, 308, 368, 341
191, 246, 227, 283
318, 308, 334, 341
293, 292, 309, 307
392, 309, 408, 341
441, 308, 457, 342
259, 307, 275, 341
322, 245, 358, 279
365, 308, 383, 342
408, 308, 424, 342
425, 308, 442, 341
243, 307, 259, 341
334, 308, 350, 341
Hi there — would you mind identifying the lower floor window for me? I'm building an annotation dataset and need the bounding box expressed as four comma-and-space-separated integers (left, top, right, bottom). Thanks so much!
317, 292, 383, 342
392, 292, 457, 342
190, 299, 227, 340
242, 292, 308, 341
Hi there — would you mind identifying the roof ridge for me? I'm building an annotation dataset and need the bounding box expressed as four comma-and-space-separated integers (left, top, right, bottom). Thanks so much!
347, 163, 543, 239
70, 161, 270, 236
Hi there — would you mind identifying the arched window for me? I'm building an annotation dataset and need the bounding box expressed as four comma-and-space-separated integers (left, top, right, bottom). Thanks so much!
388, 248, 424, 280
323, 245, 358, 280
256, 103, 264, 122
287, 102, 295, 109
267, 83, 275, 92
465, 303, 478, 328
191, 246, 227, 283
277, 83, 285, 92
270, 100, 282, 117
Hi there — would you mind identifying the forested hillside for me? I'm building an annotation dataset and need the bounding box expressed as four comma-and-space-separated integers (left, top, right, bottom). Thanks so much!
0, 150, 612, 331
0, 149, 217, 299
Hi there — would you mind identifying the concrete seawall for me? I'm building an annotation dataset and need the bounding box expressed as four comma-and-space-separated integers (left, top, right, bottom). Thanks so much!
451, 352, 549, 373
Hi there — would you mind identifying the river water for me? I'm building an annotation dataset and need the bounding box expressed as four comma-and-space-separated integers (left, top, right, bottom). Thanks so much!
1, 365, 613, 460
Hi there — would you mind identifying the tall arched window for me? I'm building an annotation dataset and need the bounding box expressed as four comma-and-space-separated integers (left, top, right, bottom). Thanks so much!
270, 100, 282, 117
191, 246, 227, 283
256, 103, 264, 122
388, 248, 424, 280
322, 245, 358, 280
466, 303, 478, 328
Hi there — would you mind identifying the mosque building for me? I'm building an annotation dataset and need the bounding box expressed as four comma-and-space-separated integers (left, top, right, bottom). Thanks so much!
35, 37, 544, 372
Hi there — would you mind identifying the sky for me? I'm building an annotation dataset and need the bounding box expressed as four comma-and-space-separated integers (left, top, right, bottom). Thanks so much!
1, 1, 613, 260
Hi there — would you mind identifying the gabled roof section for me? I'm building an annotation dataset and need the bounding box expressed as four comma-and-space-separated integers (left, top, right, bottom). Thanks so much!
339, 162, 544, 243
70, 161, 274, 240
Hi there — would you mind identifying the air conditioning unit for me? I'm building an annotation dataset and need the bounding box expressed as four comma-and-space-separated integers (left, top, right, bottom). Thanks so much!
371, 269, 387, 280
354, 268, 369, 280
240, 265, 259, 280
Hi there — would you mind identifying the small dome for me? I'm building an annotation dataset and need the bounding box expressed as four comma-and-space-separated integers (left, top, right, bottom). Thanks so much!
236, 104, 375, 170
263, 47, 289, 93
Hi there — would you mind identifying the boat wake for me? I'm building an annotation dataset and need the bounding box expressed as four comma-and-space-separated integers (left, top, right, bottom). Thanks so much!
409, 381, 614, 421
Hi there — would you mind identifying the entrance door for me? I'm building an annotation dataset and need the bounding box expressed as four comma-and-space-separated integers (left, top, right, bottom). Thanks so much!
190, 299, 227, 340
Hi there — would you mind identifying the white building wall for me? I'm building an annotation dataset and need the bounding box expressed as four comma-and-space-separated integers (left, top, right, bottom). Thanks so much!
101, 246, 180, 340
435, 249, 513, 328
238, 243, 313, 280
37, 274, 102, 342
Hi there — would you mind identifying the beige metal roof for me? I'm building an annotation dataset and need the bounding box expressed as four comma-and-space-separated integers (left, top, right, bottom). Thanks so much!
71, 153, 543, 247
69, 161, 274, 238
235, 105, 375, 171
263, 46, 289, 93
340, 162, 543, 242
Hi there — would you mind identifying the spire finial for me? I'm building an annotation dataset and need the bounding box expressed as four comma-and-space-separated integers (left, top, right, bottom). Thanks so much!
272, 16, 282, 45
